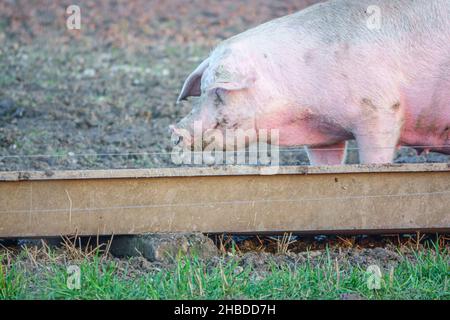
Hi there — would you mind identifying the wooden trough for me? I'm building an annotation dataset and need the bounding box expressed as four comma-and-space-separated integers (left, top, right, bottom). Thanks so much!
0, 163, 449, 237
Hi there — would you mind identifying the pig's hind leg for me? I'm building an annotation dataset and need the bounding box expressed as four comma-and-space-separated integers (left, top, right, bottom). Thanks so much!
306, 141, 348, 166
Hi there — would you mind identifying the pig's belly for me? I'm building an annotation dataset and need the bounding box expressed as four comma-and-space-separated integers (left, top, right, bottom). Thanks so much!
400, 84, 450, 154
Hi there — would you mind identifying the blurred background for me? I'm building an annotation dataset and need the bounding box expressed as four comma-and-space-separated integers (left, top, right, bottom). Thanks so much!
0, 0, 448, 170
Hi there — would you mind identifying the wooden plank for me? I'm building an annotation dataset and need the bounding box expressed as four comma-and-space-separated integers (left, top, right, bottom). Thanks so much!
0, 164, 449, 237
0, 163, 449, 181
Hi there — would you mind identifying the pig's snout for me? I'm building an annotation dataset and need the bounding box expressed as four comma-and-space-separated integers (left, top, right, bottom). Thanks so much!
169, 124, 192, 148
169, 125, 182, 146
172, 133, 183, 146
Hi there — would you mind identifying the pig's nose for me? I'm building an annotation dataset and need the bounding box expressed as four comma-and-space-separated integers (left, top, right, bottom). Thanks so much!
172, 135, 183, 146
169, 125, 182, 146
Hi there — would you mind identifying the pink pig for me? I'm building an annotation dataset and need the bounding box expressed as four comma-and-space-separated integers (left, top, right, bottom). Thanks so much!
172, 0, 450, 165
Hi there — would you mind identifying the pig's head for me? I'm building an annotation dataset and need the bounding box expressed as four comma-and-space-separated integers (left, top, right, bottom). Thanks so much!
170, 46, 269, 151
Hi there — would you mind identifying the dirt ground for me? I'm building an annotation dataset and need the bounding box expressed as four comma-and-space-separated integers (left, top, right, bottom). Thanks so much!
0, 0, 448, 171
2, 233, 448, 277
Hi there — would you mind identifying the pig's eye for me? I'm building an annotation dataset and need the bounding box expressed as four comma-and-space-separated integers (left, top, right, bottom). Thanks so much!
214, 88, 225, 105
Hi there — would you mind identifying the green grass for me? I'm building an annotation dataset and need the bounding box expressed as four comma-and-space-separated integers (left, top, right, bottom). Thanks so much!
0, 244, 448, 300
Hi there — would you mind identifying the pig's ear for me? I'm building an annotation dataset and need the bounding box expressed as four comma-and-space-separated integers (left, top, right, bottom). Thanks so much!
177, 58, 210, 103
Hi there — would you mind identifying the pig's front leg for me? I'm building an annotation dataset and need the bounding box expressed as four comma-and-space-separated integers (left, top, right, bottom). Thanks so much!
306, 141, 347, 166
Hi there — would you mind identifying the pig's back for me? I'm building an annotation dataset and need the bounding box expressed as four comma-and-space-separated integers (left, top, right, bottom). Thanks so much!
289, 0, 450, 41
229, 0, 450, 45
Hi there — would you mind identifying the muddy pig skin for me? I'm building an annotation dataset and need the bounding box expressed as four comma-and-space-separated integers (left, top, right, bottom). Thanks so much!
173, 0, 450, 165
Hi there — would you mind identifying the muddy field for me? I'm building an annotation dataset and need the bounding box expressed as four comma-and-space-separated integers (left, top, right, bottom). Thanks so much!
3, 233, 449, 275
3, 233, 449, 270
0, 0, 448, 171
